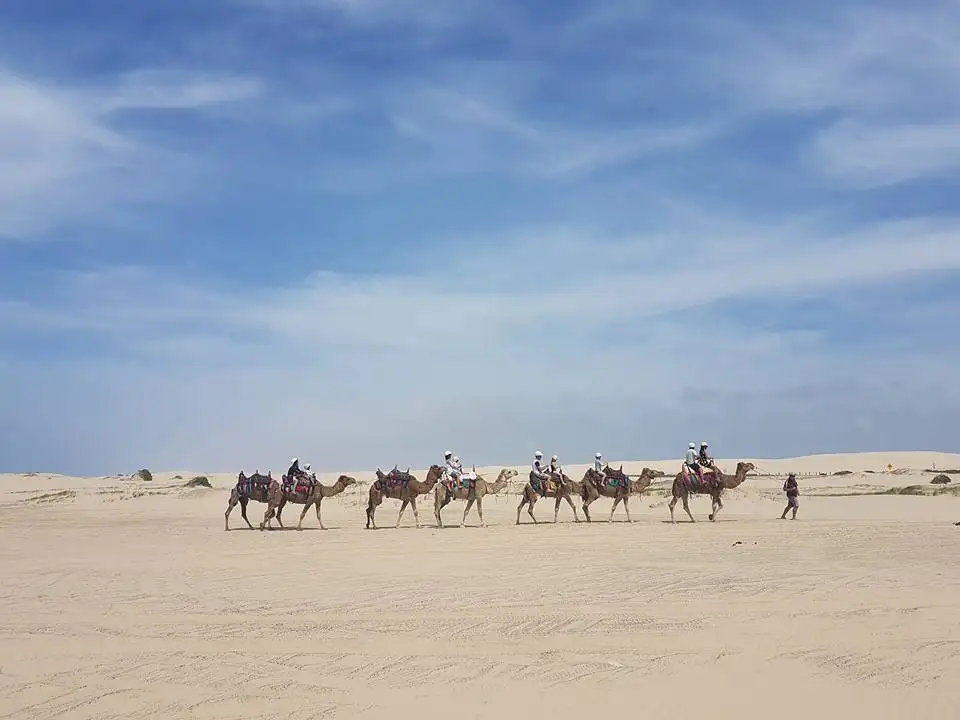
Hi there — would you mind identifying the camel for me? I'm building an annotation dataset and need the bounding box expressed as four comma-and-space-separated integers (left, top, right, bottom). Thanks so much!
668, 461, 756, 523
580, 465, 665, 522
259, 474, 357, 530
516, 471, 582, 524
365, 465, 442, 529
225, 470, 274, 530
434, 468, 518, 528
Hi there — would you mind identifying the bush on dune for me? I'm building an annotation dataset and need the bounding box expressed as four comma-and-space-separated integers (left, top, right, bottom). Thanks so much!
185, 476, 212, 488
134, 469, 153, 482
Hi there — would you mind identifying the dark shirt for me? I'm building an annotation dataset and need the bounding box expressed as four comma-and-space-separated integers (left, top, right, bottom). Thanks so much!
287, 461, 300, 478
784, 478, 799, 498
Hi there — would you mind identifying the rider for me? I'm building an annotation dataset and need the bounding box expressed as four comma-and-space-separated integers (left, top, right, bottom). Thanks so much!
285, 457, 303, 491
451, 455, 472, 490
698, 442, 717, 485
684, 442, 702, 482
444, 450, 459, 488
549, 454, 562, 491
530, 451, 550, 495
594, 452, 606, 483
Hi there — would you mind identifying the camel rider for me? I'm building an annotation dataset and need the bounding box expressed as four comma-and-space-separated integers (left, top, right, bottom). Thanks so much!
698, 442, 717, 485
549, 454, 562, 490
285, 457, 303, 491
684, 443, 702, 482
531, 451, 550, 495
443, 450, 459, 487
452, 455, 475, 490
594, 452, 606, 482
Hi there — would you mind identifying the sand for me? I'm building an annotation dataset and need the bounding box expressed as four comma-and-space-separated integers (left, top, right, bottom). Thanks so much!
1, 451, 959, 719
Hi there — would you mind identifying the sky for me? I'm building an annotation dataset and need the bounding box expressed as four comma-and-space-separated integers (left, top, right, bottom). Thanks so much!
2, 0, 960, 475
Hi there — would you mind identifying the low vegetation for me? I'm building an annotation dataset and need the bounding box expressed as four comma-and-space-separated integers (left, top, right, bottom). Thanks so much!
134, 469, 153, 482
185, 476, 212, 488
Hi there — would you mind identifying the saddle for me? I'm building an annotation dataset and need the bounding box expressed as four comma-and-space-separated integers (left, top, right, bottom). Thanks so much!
376, 468, 410, 492
283, 472, 315, 494
236, 472, 271, 497
447, 472, 476, 492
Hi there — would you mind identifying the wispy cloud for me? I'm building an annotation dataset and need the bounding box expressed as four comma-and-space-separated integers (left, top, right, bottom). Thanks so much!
0, 66, 262, 239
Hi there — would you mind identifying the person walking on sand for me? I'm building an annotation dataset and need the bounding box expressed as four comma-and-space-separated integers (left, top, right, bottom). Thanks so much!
781, 472, 799, 519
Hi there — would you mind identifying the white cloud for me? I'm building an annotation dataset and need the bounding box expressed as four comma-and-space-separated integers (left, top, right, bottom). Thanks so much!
808, 119, 960, 187
694, 3, 960, 186
0, 66, 262, 239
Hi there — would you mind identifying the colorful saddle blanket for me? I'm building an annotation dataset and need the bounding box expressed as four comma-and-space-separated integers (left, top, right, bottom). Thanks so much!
604, 476, 630, 489
682, 471, 720, 493
282, 474, 316, 495
446, 473, 476, 492
236, 475, 271, 497
376, 473, 410, 492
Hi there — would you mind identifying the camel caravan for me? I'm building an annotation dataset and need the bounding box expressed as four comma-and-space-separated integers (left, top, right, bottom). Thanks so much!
225, 443, 756, 530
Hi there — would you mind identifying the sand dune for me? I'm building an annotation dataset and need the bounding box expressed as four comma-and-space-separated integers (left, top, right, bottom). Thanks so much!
1, 451, 959, 719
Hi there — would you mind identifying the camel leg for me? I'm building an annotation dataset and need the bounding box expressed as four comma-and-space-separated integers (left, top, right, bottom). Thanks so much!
366, 493, 381, 529
225, 492, 237, 531
476, 497, 486, 527
275, 497, 286, 529
624, 495, 632, 523
609, 497, 620, 522
239, 497, 255, 530
554, 495, 562, 523
668, 495, 677, 523
434, 496, 444, 528
461, 497, 475, 527
565, 494, 580, 522
583, 498, 592, 522
260, 504, 275, 531
397, 499, 408, 528
516, 496, 528, 525
709, 495, 721, 522
528, 496, 538, 523
682, 494, 696, 523
315, 498, 327, 530
410, 498, 420, 528
297, 501, 312, 530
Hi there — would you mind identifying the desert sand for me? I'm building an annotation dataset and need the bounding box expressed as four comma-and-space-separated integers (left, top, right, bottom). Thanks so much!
1, 451, 959, 719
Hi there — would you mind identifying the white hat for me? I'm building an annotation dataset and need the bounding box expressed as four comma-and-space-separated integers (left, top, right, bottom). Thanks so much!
688, 442, 695, 449
453, 455, 460, 463
444, 450, 452, 457
535, 450, 543, 457
304, 463, 311, 470
551, 454, 558, 461
595, 452, 602, 458
701, 441, 709, 446
291, 457, 298, 463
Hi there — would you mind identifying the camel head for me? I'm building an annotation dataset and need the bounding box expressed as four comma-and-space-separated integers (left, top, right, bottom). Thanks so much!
425, 464, 444, 485
489, 468, 518, 491
238, 471, 246, 481
375, 468, 385, 479
338, 475, 358, 488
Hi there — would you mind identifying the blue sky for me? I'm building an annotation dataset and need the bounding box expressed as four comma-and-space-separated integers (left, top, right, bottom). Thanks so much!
2, 0, 960, 475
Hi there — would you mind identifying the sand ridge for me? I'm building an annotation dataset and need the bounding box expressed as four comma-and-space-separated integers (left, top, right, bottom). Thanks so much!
1, 451, 959, 719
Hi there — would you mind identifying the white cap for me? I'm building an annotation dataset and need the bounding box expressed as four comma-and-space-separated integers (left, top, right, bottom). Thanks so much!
444, 450, 452, 457
552, 454, 558, 461
688, 442, 695, 449
701, 441, 708, 446
595, 452, 602, 458
453, 455, 460, 463
291, 457, 298, 463
535, 450, 543, 457
304, 463, 311, 470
